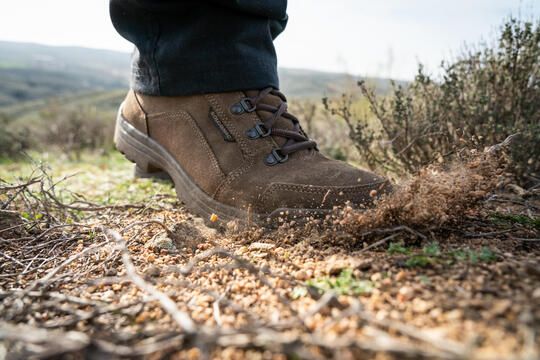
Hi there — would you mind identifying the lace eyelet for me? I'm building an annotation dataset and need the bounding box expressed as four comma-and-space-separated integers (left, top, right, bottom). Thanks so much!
239, 98, 256, 112
230, 103, 244, 115
246, 122, 271, 139
264, 148, 288, 166
230, 98, 256, 115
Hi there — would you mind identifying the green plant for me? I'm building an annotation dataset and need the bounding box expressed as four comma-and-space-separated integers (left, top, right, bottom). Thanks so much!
326, 17, 540, 180
490, 212, 540, 229
306, 268, 376, 296
423, 241, 441, 256
478, 248, 498, 262
387, 241, 412, 255
450, 249, 468, 261
405, 256, 433, 267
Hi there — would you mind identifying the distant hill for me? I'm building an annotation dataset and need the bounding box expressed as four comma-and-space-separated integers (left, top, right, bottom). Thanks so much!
0, 41, 405, 108
0, 41, 129, 107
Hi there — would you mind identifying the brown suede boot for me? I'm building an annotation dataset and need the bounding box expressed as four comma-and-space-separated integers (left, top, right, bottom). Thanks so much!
114, 88, 391, 226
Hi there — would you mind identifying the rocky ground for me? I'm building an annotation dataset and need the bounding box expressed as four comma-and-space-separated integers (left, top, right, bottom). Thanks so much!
0, 149, 538, 359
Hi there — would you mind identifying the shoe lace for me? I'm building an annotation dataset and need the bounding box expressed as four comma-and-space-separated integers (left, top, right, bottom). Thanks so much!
241, 87, 317, 163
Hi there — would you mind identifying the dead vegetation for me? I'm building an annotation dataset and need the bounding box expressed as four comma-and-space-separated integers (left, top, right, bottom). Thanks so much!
0, 138, 539, 359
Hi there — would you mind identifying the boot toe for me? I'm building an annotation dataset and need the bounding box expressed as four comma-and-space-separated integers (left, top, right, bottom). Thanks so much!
260, 162, 391, 211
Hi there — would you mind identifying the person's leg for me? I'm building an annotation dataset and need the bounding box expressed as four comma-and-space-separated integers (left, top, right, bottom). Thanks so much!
111, 0, 391, 227
109, 0, 287, 96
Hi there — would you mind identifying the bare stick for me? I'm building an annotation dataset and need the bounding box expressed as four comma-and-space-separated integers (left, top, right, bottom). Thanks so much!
354, 233, 401, 255
103, 228, 197, 334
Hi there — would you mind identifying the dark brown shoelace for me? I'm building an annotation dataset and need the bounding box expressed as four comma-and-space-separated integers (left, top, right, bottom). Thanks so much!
233, 87, 317, 165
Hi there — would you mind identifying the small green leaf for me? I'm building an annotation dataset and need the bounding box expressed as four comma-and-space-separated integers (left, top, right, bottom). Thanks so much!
406, 256, 432, 267
478, 248, 497, 262
450, 249, 468, 260
306, 269, 376, 296
387, 241, 411, 255
423, 241, 441, 256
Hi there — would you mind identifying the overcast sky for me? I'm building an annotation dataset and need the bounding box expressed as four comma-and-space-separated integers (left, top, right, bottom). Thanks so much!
0, 0, 537, 80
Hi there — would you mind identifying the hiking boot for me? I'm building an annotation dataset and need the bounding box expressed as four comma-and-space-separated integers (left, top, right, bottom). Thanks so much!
114, 88, 391, 226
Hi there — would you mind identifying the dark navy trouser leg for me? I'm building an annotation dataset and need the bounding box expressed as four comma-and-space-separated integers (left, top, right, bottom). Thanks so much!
109, 0, 288, 96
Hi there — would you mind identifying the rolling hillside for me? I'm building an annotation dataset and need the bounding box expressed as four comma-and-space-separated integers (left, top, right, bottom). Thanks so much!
0, 41, 404, 112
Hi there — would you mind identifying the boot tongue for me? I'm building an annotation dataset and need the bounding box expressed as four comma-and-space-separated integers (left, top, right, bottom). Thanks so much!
244, 90, 297, 148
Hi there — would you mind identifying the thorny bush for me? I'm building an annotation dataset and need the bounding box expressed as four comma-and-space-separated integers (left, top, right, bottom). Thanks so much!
324, 17, 539, 183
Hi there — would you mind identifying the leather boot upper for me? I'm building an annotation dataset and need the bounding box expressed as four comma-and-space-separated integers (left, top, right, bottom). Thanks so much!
122, 89, 389, 214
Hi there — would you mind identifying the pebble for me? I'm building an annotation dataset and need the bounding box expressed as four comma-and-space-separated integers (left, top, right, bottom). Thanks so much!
396, 270, 407, 282
249, 242, 275, 250
411, 298, 432, 313
429, 307, 443, 319
293, 270, 308, 280
147, 234, 177, 253
398, 286, 414, 301
144, 265, 161, 278
492, 299, 511, 316
102, 290, 115, 301
446, 309, 463, 321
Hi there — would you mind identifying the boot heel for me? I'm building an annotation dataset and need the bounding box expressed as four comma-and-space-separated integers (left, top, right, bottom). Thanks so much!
134, 164, 172, 181
114, 104, 170, 180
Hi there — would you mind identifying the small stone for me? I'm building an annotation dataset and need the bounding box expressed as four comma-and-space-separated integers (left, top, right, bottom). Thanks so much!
102, 290, 115, 301
147, 234, 177, 253
249, 242, 275, 251
411, 298, 432, 313
397, 286, 413, 302
294, 270, 308, 280
446, 309, 463, 321
144, 265, 161, 278
135, 312, 151, 323
429, 308, 443, 319
105, 269, 117, 276
492, 299, 511, 316
326, 255, 361, 275
187, 348, 201, 360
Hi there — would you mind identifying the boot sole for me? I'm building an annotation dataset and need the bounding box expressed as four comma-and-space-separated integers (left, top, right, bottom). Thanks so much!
114, 104, 332, 228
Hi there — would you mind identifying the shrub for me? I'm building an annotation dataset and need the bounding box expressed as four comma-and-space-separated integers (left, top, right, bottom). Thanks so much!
40, 100, 115, 159
326, 17, 539, 182
0, 112, 30, 159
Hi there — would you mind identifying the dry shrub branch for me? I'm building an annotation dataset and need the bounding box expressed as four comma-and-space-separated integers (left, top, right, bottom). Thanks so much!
325, 17, 539, 183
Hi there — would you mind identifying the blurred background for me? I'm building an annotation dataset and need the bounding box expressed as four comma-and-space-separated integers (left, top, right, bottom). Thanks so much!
0, 0, 538, 182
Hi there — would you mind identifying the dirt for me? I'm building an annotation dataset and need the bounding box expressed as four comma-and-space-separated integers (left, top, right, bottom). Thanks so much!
0, 149, 538, 359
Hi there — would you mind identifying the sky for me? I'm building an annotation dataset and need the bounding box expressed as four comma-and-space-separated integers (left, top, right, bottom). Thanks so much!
0, 0, 538, 80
